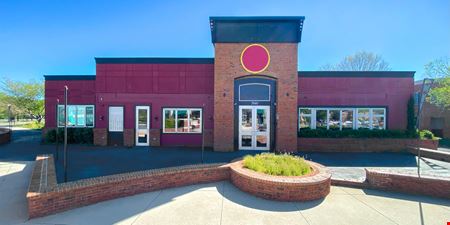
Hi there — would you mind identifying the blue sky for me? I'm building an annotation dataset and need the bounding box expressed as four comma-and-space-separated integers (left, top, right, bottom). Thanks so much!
0, 0, 448, 81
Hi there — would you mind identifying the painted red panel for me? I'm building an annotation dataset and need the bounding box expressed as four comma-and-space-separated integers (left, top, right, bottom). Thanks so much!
44, 80, 96, 128
298, 77, 414, 130
160, 134, 203, 147
92, 63, 214, 146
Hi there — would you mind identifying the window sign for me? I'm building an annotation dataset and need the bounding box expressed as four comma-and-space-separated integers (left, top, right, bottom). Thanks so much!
57, 105, 95, 128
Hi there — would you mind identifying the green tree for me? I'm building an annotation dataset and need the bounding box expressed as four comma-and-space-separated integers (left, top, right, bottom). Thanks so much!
424, 57, 450, 109
320, 51, 391, 71
0, 78, 45, 122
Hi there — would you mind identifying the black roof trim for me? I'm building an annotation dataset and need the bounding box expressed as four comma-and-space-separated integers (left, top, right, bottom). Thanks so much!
44, 75, 96, 81
298, 71, 415, 78
209, 16, 306, 21
210, 16, 305, 43
95, 57, 214, 64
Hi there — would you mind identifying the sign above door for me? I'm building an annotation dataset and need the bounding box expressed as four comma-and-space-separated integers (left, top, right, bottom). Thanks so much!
240, 44, 270, 74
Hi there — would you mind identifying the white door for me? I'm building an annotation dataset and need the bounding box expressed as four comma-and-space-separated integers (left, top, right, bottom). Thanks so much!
135, 106, 150, 146
238, 105, 270, 150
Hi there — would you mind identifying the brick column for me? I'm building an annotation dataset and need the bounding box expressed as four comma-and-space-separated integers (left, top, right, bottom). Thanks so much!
93, 128, 107, 146
124, 129, 134, 147
214, 43, 298, 152
150, 129, 161, 146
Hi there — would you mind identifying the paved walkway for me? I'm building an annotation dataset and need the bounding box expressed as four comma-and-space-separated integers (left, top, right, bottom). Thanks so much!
0, 160, 449, 225
2, 130, 450, 183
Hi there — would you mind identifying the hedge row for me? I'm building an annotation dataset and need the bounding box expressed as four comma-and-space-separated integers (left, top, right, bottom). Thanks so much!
298, 128, 436, 140
45, 128, 93, 144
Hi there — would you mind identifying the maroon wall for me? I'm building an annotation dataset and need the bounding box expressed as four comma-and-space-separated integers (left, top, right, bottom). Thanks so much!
45, 80, 96, 128
95, 63, 214, 146
298, 77, 414, 130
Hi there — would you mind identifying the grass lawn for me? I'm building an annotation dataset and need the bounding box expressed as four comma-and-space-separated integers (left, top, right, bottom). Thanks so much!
243, 153, 312, 176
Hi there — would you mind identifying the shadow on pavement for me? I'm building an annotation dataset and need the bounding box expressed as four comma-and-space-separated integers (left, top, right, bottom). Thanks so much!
362, 188, 450, 208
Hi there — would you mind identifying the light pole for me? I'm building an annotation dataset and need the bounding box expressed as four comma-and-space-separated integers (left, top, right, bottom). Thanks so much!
201, 104, 205, 164
416, 78, 434, 176
56, 98, 59, 160
7, 104, 11, 131
63, 86, 68, 182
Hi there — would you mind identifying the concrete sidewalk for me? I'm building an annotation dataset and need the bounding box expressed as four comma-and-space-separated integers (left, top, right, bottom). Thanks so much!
1, 160, 449, 225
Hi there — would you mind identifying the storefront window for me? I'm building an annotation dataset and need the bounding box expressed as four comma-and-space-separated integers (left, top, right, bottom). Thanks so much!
57, 105, 95, 128
189, 110, 202, 132
164, 110, 176, 132
341, 110, 353, 129
329, 110, 340, 130
176, 110, 188, 132
298, 107, 386, 131
357, 109, 370, 129
316, 110, 327, 129
299, 108, 312, 130
163, 108, 202, 133
372, 108, 385, 129
86, 106, 94, 127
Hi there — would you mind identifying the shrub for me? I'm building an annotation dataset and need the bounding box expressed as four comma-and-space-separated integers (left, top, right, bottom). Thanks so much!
418, 130, 435, 140
243, 153, 311, 176
298, 128, 435, 140
45, 128, 93, 144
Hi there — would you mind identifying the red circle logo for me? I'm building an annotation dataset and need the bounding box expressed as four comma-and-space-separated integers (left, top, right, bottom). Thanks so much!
240, 44, 270, 74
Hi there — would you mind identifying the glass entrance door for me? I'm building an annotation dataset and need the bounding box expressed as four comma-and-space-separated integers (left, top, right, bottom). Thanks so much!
238, 105, 270, 150
135, 106, 150, 146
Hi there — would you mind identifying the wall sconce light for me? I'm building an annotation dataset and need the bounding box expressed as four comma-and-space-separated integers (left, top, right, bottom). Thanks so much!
223, 93, 226, 97
154, 116, 159, 121
286, 92, 290, 97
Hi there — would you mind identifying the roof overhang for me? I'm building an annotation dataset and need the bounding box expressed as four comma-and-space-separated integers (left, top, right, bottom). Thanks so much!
44, 75, 96, 81
209, 16, 305, 43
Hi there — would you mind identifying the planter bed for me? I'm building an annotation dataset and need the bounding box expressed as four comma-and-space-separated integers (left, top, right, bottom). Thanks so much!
229, 160, 331, 201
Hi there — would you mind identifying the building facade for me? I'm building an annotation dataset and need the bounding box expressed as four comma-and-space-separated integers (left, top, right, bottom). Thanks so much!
44, 17, 415, 152
414, 81, 450, 138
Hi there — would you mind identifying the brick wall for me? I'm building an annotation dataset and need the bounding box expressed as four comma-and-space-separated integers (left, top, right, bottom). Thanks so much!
123, 129, 134, 147
366, 169, 450, 199
0, 128, 11, 144
149, 129, 161, 146
298, 138, 439, 152
229, 161, 331, 201
418, 102, 450, 138
93, 128, 107, 146
214, 43, 298, 152
27, 155, 230, 219
27, 154, 332, 218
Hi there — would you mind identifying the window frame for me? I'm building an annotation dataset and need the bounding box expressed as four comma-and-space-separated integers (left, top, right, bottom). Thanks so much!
162, 108, 203, 134
238, 83, 271, 102
57, 104, 95, 128
298, 107, 386, 131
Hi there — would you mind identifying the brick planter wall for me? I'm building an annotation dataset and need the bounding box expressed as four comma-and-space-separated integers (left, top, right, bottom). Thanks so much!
27, 155, 331, 218
229, 161, 331, 201
27, 155, 230, 219
298, 138, 439, 152
366, 169, 450, 199
0, 128, 11, 144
